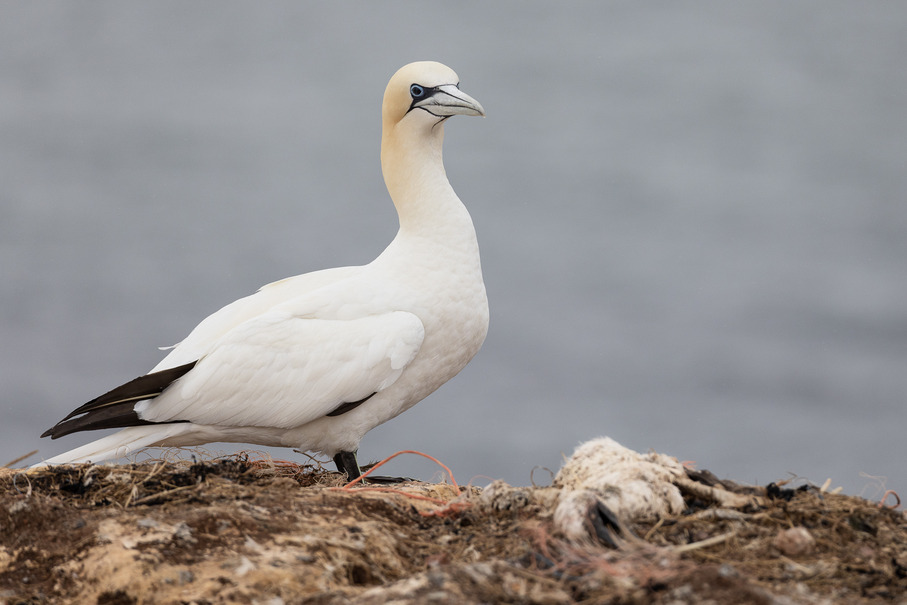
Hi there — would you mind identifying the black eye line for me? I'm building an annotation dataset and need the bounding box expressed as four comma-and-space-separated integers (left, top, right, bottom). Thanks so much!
408, 85, 434, 108
405, 83, 462, 125
408, 101, 450, 129
431, 115, 451, 130
408, 83, 452, 112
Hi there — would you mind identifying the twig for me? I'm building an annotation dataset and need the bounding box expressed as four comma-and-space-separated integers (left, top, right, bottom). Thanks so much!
643, 517, 665, 541
671, 531, 736, 554
674, 476, 765, 508
130, 483, 197, 506
3, 450, 39, 468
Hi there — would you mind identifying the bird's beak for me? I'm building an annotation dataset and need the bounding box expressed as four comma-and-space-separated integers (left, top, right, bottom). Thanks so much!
414, 84, 485, 117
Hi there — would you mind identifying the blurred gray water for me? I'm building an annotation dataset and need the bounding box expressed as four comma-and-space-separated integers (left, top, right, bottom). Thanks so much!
2, 2, 905, 498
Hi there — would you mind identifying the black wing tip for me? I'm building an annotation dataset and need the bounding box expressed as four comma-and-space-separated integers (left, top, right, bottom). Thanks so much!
40, 360, 199, 440
41, 411, 190, 441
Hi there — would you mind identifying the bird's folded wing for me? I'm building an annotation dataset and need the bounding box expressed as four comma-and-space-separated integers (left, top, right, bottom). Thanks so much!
151, 265, 364, 372
136, 310, 425, 429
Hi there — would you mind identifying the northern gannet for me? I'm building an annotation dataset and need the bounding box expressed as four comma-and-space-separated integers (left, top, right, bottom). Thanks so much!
38, 61, 489, 479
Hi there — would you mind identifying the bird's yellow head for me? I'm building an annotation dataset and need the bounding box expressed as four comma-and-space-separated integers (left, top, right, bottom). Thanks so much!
382, 61, 485, 130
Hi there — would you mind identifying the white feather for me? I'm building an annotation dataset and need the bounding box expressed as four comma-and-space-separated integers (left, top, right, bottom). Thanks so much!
138, 311, 424, 428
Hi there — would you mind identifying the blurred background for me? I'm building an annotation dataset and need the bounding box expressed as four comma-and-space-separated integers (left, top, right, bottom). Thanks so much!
2, 2, 905, 498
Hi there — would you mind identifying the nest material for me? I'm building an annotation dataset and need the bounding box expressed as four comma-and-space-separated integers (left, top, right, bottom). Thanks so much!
1, 452, 904, 604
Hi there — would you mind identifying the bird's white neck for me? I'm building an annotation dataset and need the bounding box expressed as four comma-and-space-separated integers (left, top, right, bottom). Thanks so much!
380, 121, 474, 241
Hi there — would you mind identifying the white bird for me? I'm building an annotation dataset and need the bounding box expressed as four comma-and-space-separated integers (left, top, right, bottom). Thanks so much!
38, 61, 489, 479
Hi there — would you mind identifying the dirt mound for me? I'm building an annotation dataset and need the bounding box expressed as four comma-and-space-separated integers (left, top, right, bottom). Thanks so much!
1, 454, 904, 603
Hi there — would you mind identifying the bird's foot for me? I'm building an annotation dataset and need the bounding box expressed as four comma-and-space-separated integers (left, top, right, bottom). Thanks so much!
359, 470, 415, 484
332, 450, 414, 484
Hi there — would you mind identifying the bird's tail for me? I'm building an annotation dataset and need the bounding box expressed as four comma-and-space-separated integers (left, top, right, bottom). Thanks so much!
31, 423, 198, 467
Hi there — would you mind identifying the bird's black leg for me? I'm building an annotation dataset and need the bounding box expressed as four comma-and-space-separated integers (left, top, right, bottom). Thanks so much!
333, 450, 362, 481
332, 449, 412, 484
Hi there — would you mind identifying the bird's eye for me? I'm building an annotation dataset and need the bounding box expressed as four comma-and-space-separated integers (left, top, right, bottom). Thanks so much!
410, 84, 425, 99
